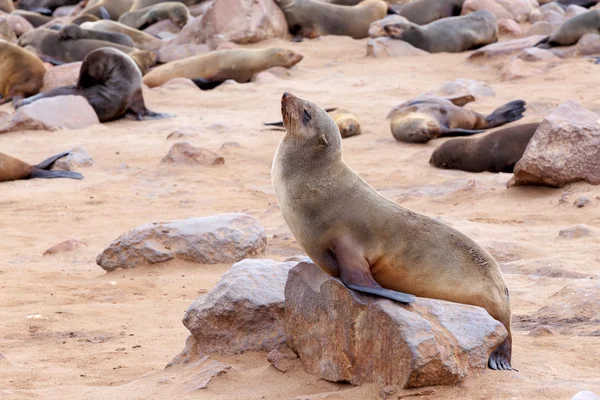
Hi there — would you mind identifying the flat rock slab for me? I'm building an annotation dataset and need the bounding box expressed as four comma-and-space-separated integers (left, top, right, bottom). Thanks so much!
469, 35, 546, 60
183, 258, 298, 354
96, 213, 267, 271
284, 263, 507, 388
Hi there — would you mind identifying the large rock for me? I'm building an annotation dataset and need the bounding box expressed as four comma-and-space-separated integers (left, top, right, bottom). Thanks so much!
518, 47, 558, 61
160, 142, 224, 166
173, 0, 288, 46
96, 213, 267, 271
462, 0, 513, 20
182, 258, 298, 355
0, 17, 16, 42
462, 0, 539, 22
41, 62, 82, 92
469, 35, 546, 60
0, 96, 99, 134
366, 37, 428, 58
509, 101, 600, 187
0, 12, 33, 36
576, 33, 600, 56
368, 15, 409, 38
284, 263, 507, 388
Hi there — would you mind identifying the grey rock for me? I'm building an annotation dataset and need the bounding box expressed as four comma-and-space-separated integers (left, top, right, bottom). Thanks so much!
469, 35, 547, 60
558, 224, 592, 239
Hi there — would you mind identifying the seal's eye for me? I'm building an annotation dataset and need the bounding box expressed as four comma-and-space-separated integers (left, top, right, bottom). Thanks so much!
303, 109, 311, 125
442, 163, 448, 168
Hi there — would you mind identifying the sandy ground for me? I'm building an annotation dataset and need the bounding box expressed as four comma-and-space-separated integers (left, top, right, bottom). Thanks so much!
1, 35, 600, 399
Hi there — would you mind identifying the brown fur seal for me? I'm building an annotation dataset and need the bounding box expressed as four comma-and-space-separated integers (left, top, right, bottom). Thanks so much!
384, 9, 497, 53
81, 20, 163, 51
79, 0, 134, 20
15, 47, 169, 122
118, 2, 189, 30
18, 28, 136, 63
272, 92, 515, 371
0, 0, 14, 13
430, 123, 539, 173
0, 151, 83, 182
58, 23, 136, 47
388, 96, 526, 143
535, 10, 600, 47
143, 47, 303, 88
277, 0, 388, 39
0, 39, 45, 105
392, 0, 465, 25
16, 0, 79, 14
11, 10, 53, 27
265, 107, 361, 138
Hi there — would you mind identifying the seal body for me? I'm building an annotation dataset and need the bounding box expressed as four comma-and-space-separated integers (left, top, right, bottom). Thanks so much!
78, 0, 134, 20
271, 92, 514, 371
0, 151, 83, 182
130, 0, 202, 10
142, 47, 304, 88
118, 2, 190, 30
536, 9, 600, 47
16, 47, 169, 122
81, 20, 164, 51
388, 96, 526, 143
429, 123, 539, 173
58, 24, 136, 47
397, 0, 465, 25
0, 39, 46, 105
278, 0, 387, 39
384, 10, 497, 53
11, 10, 53, 27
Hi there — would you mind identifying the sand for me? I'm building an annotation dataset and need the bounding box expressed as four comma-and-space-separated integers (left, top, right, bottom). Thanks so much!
1, 35, 599, 399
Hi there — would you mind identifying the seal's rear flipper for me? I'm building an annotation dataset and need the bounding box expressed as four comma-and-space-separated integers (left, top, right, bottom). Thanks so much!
485, 100, 526, 128
35, 151, 71, 169
30, 169, 84, 180
440, 127, 486, 137
488, 338, 516, 371
346, 284, 416, 304
125, 109, 172, 121
191, 78, 225, 91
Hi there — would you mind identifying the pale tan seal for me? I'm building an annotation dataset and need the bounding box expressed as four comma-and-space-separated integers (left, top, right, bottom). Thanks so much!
0, 39, 46, 105
0, 151, 83, 182
143, 47, 303, 88
118, 2, 190, 30
271, 92, 515, 371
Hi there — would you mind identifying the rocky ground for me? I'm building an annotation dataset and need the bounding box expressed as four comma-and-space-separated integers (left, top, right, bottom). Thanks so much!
1, 35, 599, 399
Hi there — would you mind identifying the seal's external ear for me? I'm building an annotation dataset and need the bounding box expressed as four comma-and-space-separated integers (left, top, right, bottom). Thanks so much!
319, 134, 329, 146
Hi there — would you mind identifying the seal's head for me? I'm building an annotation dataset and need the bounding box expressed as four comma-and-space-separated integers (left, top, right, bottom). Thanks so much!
429, 140, 461, 169
384, 21, 419, 41
280, 92, 342, 158
272, 48, 304, 68
390, 113, 441, 143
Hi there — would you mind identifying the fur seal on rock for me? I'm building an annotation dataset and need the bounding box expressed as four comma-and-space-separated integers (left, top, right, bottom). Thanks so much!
81, 20, 164, 50
0, 151, 83, 182
535, 9, 600, 47
388, 96, 526, 143
58, 23, 136, 47
118, 2, 189, 30
277, 0, 388, 39
272, 92, 515, 370
16, 47, 168, 122
0, 39, 46, 105
384, 10, 497, 53
265, 107, 361, 138
429, 123, 539, 173
143, 47, 303, 88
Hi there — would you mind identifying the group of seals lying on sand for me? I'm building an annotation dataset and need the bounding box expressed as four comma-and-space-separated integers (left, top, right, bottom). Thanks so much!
142, 47, 304, 89
16, 48, 168, 122
265, 107, 361, 138
272, 92, 514, 371
384, 10, 498, 53
388, 96, 526, 143
118, 2, 189, 30
430, 123, 540, 173
0, 151, 83, 182
535, 9, 600, 48
0, 39, 46, 106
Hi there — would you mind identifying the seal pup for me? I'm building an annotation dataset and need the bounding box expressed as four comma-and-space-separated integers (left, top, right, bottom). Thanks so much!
0, 39, 46, 105
265, 107, 361, 138
143, 47, 303, 88
16, 47, 169, 122
0, 151, 83, 182
277, 0, 388, 40
388, 96, 526, 143
58, 23, 136, 47
430, 123, 540, 173
272, 92, 515, 370
394, 0, 465, 25
118, 2, 190, 30
384, 10, 497, 53
81, 20, 164, 51
535, 10, 600, 48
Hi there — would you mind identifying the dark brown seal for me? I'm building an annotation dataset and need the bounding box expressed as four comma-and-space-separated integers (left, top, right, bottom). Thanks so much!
16, 0, 79, 14
388, 96, 526, 143
384, 9, 497, 53
535, 9, 600, 48
118, 2, 190, 30
0, 151, 83, 182
15, 47, 169, 122
429, 123, 540, 173
272, 92, 515, 371
0, 39, 46, 105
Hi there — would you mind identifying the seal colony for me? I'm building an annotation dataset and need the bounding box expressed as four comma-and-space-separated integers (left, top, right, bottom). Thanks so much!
272, 93, 515, 371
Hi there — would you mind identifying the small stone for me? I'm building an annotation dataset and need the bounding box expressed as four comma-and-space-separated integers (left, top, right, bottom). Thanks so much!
267, 348, 297, 373
43, 239, 87, 256
565, 4, 588, 19
52, 146, 95, 171
366, 37, 429, 58
219, 141, 241, 151
166, 126, 201, 140
574, 196, 591, 208
160, 142, 224, 166
528, 325, 555, 337
558, 224, 592, 239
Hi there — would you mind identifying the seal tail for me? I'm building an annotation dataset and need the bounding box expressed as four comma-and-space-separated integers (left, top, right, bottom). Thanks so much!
35, 151, 71, 169
30, 169, 84, 180
191, 78, 225, 91
485, 100, 526, 129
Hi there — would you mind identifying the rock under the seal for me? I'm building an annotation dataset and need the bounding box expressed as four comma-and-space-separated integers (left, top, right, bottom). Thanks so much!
157, 43, 210, 63
508, 101, 600, 187
366, 37, 428, 58
558, 224, 593, 239
41, 62, 81, 92
423, 78, 495, 99
52, 145, 95, 171
469, 35, 546, 60
160, 142, 224, 166
182, 258, 298, 354
0, 95, 99, 134
284, 262, 507, 388
96, 213, 267, 271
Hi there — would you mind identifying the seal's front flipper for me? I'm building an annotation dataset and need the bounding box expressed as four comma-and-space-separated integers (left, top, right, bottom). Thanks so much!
485, 100, 526, 128
488, 338, 516, 371
191, 78, 225, 91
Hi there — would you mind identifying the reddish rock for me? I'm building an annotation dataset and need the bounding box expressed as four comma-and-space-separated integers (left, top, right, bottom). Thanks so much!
509, 101, 600, 187
366, 37, 429, 58
558, 224, 593, 239
565, 4, 588, 19
143, 18, 183, 37
0, 12, 33, 36
469, 35, 546, 60
41, 62, 81, 92
268, 348, 298, 373
423, 79, 495, 99
0, 17, 16, 42
576, 33, 600, 56
52, 146, 95, 170
43, 239, 87, 256
526, 21, 559, 37
497, 18, 522, 37
160, 142, 224, 166
462, 0, 513, 20
518, 47, 558, 61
